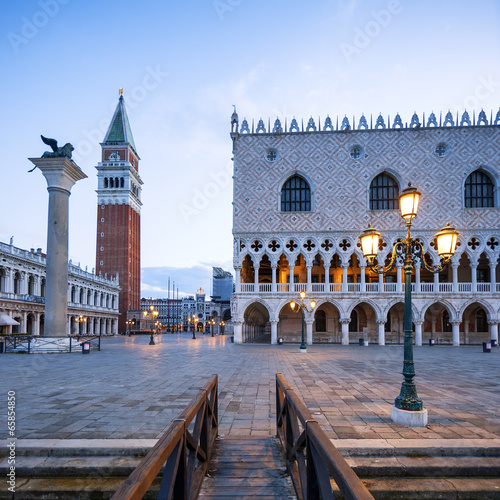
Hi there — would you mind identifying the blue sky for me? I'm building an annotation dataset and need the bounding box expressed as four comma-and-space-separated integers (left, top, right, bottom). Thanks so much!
1, 0, 499, 297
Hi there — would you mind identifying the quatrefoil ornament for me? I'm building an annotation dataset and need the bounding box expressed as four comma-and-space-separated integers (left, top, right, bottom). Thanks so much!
251, 240, 263, 252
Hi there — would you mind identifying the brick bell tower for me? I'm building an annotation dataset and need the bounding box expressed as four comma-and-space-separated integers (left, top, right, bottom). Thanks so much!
95, 89, 142, 333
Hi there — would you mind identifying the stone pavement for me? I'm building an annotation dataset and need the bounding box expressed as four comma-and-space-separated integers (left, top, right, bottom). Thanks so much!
0, 334, 499, 442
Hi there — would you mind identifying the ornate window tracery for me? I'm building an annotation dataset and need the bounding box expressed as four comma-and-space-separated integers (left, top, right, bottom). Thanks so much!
281, 176, 311, 212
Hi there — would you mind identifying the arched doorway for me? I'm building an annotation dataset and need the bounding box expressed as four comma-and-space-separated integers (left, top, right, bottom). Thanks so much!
243, 302, 270, 343
423, 302, 454, 344
385, 302, 405, 344
313, 302, 341, 343
348, 302, 378, 343
462, 303, 491, 344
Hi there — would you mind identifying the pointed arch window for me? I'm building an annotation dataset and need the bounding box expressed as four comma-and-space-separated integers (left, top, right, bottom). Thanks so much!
369, 173, 399, 210
281, 175, 311, 212
465, 170, 494, 208
315, 310, 326, 332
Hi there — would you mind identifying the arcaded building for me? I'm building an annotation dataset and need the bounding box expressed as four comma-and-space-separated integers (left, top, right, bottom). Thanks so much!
230, 108, 500, 346
0, 241, 119, 335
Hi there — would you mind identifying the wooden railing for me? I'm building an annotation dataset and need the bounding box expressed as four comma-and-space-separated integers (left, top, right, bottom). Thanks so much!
112, 375, 218, 500
276, 374, 374, 500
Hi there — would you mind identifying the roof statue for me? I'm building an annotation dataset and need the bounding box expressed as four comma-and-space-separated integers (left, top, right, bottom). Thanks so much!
40, 135, 74, 159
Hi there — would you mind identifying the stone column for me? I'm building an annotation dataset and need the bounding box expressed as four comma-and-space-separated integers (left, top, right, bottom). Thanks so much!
306, 318, 313, 345
377, 320, 385, 345
29, 157, 87, 337
470, 264, 477, 293
254, 266, 259, 292
434, 272, 439, 293
490, 264, 496, 291
378, 272, 384, 292
233, 321, 242, 343
340, 318, 350, 345
289, 265, 295, 292
415, 321, 423, 346
270, 319, 278, 344
342, 264, 348, 293
235, 266, 241, 293
34, 312, 40, 336
324, 265, 330, 290
306, 265, 312, 293
360, 265, 366, 293
415, 262, 421, 293
452, 262, 459, 293
489, 322, 498, 343
451, 320, 461, 346
22, 311, 27, 333
271, 265, 277, 293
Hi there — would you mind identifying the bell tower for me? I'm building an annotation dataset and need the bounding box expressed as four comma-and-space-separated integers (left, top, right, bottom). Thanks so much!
95, 90, 142, 332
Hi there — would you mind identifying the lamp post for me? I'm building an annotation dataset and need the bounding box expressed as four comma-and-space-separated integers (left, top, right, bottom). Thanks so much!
211, 319, 216, 337
360, 183, 458, 426
191, 313, 197, 339
219, 321, 225, 335
290, 291, 316, 353
143, 305, 159, 345
125, 319, 132, 336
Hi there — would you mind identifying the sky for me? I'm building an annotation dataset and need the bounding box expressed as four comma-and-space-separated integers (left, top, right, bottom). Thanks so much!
1, 0, 499, 298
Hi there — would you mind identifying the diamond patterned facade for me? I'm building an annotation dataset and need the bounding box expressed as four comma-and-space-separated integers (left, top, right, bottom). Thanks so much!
230, 110, 500, 347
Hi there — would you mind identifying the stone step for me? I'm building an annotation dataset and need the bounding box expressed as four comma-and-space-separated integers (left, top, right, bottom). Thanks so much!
346, 456, 500, 477
0, 477, 160, 500
332, 477, 500, 500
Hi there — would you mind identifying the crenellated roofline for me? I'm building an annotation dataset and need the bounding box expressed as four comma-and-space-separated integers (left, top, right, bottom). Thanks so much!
231, 108, 500, 136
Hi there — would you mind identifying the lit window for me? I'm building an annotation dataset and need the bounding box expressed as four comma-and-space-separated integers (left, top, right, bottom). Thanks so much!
370, 173, 399, 210
281, 176, 311, 212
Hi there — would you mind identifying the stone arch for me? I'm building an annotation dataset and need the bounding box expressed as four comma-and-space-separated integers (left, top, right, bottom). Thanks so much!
346, 300, 380, 344
421, 300, 457, 345
241, 300, 271, 343
312, 300, 342, 343
461, 301, 494, 344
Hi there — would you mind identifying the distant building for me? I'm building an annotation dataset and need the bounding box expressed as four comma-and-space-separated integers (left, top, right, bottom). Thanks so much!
95, 91, 143, 333
0, 241, 119, 335
212, 267, 233, 302
230, 108, 500, 345
139, 288, 232, 334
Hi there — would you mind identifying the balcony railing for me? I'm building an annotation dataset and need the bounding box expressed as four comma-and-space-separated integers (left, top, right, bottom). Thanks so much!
238, 282, 499, 294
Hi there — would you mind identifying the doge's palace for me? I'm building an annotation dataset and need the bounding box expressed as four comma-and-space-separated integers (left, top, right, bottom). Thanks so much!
230, 108, 500, 346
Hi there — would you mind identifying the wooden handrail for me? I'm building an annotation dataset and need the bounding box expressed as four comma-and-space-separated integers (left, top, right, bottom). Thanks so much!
276, 373, 374, 500
112, 375, 218, 500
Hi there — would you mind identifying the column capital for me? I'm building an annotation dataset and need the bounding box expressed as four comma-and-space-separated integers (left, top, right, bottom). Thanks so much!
29, 156, 87, 193
376, 320, 386, 325
450, 319, 461, 326
488, 320, 500, 326
340, 318, 351, 325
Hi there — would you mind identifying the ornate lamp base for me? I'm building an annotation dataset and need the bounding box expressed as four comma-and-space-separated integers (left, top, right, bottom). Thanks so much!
299, 347, 307, 353
391, 406, 428, 427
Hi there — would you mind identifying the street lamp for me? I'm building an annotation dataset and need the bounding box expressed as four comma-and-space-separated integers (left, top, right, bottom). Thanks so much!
143, 305, 159, 345
290, 291, 316, 353
190, 313, 197, 339
219, 321, 225, 335
360, 183, 458, 426
211, 319, 216, 337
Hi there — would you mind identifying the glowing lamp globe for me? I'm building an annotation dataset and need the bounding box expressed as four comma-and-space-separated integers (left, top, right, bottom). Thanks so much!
399, 184, 421, 221
435, 223, 459, 260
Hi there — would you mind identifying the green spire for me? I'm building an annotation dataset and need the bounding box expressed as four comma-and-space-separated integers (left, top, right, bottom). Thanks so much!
103, 94, 137, 154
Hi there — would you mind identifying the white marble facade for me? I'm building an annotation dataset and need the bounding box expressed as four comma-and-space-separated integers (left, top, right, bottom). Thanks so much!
0, 242, 120, 336
230, 109, 500, 346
